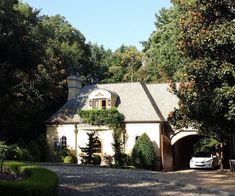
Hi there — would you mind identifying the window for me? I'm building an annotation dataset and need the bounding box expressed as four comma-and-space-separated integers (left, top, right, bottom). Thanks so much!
93, 138, 102, 153
61, 136, 67, 148
135, 136, 139, 141
91, 99, 107, 109
101, 100, 106, 109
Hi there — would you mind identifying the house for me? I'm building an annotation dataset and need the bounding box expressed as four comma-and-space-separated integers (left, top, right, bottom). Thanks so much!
46, 75, 199, 171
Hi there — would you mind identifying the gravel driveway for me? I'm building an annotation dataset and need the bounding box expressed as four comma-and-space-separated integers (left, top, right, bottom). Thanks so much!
44, 165, 222, 196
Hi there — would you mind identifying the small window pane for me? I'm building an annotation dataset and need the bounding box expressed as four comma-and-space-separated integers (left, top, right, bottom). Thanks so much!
94, 139, 101, 153
101, 100, 106, 109
61, 136, 67, 149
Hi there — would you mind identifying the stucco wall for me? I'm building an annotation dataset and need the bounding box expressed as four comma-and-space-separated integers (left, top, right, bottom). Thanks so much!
47, 124, 76, 152
46, 122, 161, 169
125, 123, 161, 156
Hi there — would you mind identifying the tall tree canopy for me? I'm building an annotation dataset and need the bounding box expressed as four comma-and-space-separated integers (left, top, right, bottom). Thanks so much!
0, 0, 100, 143
168, 0, 235, 163
142, 5, 188, 82
105, 45, 143, 83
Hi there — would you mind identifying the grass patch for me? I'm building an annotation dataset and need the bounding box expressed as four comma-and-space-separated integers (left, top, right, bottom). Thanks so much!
0, 161, 58, 196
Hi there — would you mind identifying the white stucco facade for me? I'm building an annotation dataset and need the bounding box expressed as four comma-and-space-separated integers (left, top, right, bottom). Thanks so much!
46, 122, 161, 167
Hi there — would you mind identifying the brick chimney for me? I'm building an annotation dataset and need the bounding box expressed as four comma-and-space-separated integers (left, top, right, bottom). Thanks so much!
67, 75, 82, 100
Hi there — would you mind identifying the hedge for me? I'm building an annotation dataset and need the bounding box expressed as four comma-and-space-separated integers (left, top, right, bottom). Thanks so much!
0, 161, 58, 196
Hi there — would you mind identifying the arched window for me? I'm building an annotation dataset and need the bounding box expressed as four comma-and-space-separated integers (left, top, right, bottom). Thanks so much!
61, 136, 67, 149
93, 138, 102, 153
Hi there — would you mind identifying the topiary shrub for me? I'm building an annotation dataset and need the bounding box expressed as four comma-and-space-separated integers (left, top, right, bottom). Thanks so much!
131, 133, 155, 169
93, 155, 101, 165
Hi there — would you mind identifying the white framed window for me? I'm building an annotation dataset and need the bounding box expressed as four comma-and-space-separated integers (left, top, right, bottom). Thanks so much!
61, 136, 67, 149
91, 99, 107, 109
94, 138, 102, 153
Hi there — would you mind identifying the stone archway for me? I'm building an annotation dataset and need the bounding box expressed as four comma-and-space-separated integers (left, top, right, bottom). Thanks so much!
172, 134, 202, 170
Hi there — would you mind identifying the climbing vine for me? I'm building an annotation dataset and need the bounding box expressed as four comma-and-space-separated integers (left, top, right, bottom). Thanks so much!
78, 107, 125, 165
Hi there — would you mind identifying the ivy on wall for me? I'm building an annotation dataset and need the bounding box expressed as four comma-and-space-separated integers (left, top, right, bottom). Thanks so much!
78, 107, 125, 165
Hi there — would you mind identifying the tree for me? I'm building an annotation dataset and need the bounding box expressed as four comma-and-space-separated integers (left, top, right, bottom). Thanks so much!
168, 0, 235, 168
79, 131, 96, 164
88, 43, 112, 83
105, 45, 143, 83
0, 0, 45, 142
142, 6, 188, 82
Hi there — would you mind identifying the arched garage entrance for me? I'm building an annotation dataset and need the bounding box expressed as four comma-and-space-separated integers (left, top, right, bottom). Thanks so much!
171, 131, 202, 170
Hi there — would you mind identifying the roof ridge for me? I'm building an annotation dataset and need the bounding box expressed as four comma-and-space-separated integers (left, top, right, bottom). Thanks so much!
140, 82, 166, 122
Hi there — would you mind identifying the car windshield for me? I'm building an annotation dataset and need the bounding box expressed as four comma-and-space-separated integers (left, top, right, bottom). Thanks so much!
194, 152, 211, 157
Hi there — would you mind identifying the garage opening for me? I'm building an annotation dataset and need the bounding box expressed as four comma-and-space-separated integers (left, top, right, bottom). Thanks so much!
173, 135, 202, 170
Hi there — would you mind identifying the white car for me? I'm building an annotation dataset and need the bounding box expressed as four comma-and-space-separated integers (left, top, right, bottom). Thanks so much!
190, 152, 219, 169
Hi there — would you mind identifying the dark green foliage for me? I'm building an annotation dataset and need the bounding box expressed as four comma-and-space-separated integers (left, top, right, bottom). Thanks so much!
79, 132, 96, 164
36, 135, 49, 162
93, 155, 101, 165
194, 138, 219, 154
1, 161, 58, 196
0, 141, 8, 174
54, 148, 70, 162
143, 6, 188, 82
78, 108, 125, 166
21, 149, 32, 161
16, 138, 26, 149
6, 144, 23, 161
169, 0, 235, 168
131, 133, 155, 169
27, 140, 41, 161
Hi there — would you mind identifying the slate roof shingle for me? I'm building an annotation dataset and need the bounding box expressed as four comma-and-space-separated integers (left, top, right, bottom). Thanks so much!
46, 82, 179, 124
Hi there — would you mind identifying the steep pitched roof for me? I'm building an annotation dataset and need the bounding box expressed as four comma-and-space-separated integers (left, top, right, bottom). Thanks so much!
146, 83, 179, 121
46, 82, 179, 124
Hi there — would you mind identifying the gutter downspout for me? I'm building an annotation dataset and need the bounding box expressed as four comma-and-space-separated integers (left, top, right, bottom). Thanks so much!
74, 123, 78, 159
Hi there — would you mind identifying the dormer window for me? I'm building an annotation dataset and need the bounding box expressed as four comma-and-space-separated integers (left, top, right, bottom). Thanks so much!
88, 89, 118, 109
91, 99, 107, 109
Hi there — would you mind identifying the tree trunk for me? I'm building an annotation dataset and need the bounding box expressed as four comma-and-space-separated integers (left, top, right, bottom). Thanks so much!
220, 138, 224, 169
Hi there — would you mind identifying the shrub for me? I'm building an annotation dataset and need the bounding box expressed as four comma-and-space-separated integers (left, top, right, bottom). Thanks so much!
64, 156, 73, 164
131, 133, 155, 169
103, 154, 113, 167
93, 155, 101, 165
27, 140, 41, 161
6, 144, 23, 161
17, 138, 26, 149
36, 135, 49, 162
21, 149, 32, 161
68, 150, 77, 163
0, 141, 8, 174
57, 148, 70, 162
1, 161, 58, 196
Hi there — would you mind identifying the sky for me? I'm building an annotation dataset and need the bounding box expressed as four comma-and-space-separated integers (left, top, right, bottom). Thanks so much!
22, 0, 172, 51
